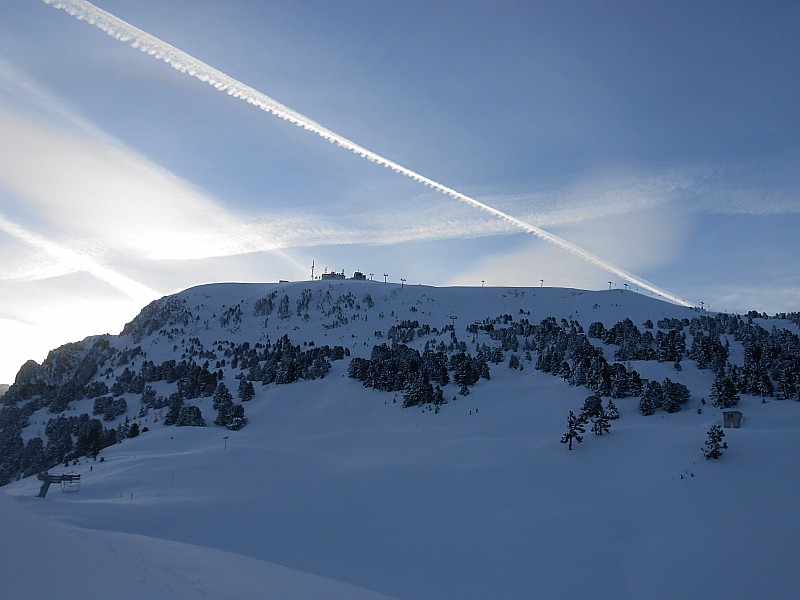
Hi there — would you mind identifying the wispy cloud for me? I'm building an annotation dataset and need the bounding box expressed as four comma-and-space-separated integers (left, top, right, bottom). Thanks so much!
0, 87, 699, 261
0, 212, 158, 303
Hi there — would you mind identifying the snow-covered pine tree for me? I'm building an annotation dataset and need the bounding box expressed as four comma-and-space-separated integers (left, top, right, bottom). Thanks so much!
238, 379, 255, 402
580, 395, 603, 421
213, 395, 234, 427
227, 404, 248, 431
179, 405, 206, 427
605, 400, 620, 420
591, 407, 611, 436
403, 378, 434, 407
561, 411, 586, 450
702, 424, 728, 459
639, 380, 663, 416
164, 394, 183, 426
710, 373, 740, 408
661, 378, 691, 413
212, 382, 231, 409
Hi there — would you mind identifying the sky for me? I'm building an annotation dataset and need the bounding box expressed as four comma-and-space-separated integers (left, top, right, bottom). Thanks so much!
1, 0, 799, 383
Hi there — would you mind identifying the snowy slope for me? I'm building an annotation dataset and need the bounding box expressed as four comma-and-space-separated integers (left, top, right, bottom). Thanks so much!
4, 282, 800, 599
0, 490, 398, 600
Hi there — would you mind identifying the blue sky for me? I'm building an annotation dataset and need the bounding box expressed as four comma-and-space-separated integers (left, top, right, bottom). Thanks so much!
1, 0, 799, 382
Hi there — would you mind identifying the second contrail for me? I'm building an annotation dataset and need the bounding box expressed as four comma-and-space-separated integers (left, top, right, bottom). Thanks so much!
43, 0, 692, 306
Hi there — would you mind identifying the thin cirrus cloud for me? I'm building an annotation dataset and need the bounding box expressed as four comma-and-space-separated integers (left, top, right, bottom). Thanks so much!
0, 65, 697, 274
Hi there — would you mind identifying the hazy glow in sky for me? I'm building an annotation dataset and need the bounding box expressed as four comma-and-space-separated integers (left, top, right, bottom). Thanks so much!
0, 0, 798, 382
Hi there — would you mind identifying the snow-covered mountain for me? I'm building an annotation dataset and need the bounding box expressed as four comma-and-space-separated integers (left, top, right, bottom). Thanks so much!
2, 281, 799, 599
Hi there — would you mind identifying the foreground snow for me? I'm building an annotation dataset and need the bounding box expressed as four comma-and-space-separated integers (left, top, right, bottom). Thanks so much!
1, 487, 397, 600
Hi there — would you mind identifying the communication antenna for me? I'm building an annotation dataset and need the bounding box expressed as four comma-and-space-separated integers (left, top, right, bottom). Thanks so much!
311, 260, 315, 280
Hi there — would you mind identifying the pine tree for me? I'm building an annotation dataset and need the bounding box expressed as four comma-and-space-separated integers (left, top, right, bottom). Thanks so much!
639, 380, 663, 416
662, 378, 691, 413
226, 404, 248, 431
710, 374, 740, 408
238, 379, 255, 402
214, 395, 235, 427
164, 394, 183, 426
580, 395, 603, 421
212, 382, 233, 411
403, 378, 434, 407
702, 424, 728, 459
605, 400, 620, 420
179, 405, 206, 427
591, 407, 611, 436
560, 411, 586, 450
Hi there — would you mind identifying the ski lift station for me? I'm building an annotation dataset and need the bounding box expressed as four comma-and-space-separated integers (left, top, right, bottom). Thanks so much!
36, 471, 81, 498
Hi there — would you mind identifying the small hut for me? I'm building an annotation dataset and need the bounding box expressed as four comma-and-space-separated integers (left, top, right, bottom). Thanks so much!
722, 410, 743, 428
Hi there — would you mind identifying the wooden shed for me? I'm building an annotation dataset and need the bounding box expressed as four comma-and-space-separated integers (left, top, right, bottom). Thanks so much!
722, 410, 743, 428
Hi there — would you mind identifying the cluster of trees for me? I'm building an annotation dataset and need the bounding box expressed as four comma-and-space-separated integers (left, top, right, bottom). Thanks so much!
211, 383, 247, 430
687, 331, 729, 373
734, 323, 800, 399
639, 378, 691, 415
589, 319, 657, 361
349, 344, 432, 400
589, 319, 686, 366
92, 397, 128, 421
108, 361, 220, 399
602, 312, 800, 402
561, 395, 620, 450
163, 395, 206, 427
469, 315, 698, 415
229, 336, 348, 385
0, 406, 138, 485
387, 320, 433, 345
348, 343, 489, 406
476, 316, 648, 401
253, 288, 371, 322
247, 288, 376, 328
218, 303, 243, 328
0, 326, 348, 483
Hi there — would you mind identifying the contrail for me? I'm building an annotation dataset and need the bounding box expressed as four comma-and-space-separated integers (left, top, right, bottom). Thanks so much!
43, 0, 693, 307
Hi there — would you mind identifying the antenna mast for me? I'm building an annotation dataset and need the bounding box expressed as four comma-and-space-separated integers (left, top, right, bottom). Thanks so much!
311, 260, 315, 280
